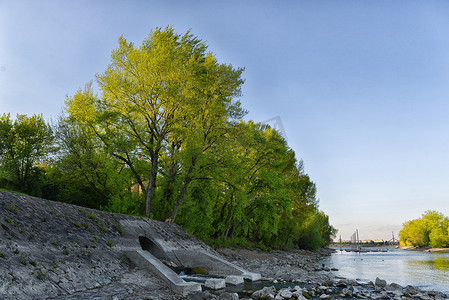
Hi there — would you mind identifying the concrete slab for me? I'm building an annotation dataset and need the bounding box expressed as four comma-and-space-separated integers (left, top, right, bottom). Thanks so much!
225, 275, 244, 285
205, 278, 226, 290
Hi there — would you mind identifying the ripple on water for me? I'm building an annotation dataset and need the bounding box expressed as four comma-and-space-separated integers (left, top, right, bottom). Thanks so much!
319, 249, 449, 294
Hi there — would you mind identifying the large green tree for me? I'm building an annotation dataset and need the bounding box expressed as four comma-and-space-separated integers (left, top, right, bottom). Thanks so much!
55, 27, 336, 250
0, 113, 53, 194
65, 27, 245, 217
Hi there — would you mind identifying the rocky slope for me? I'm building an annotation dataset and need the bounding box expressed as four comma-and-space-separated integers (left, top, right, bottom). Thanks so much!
0, 190, 178, 299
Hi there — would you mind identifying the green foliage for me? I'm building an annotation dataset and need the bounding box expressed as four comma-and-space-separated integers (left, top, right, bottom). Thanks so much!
399, 210, 449, 248
104, 192, 143, 216
0, 113, 54, 195
4, 216, 13, 224
62, 26, 245, 218
0, 252, 5, 259
0, 27, 337, 251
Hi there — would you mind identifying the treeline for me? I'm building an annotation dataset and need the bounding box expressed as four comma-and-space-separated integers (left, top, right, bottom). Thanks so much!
399, 210, 449, 248
0, 27, 336, 250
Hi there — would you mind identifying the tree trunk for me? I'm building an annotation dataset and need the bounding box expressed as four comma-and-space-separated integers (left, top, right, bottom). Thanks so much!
221, 194, 234, 241
163, 149, 179, 218
169, 155, 197, 223
169, 172, 192, 223
144, 150, 159, 217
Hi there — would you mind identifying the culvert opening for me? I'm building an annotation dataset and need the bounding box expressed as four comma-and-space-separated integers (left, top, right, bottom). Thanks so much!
139, 235, 172, 263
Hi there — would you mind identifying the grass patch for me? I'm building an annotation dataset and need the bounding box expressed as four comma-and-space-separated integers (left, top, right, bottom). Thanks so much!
5, 203, 18, 214
0, 252, 5, 259
115, 223, 124, 236
4, 216, 13, 224
36, 269, 45, 280
0, 188, 28, 196
87, 212, 96, 219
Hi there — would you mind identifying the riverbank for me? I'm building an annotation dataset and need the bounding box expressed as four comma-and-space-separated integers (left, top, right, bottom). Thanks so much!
400, 245, 449, 253
1, 190, 448, 299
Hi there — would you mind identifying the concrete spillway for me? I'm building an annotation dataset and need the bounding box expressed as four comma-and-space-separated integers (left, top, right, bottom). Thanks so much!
173, 249, 261, 281
118, 219, 261, 295
124, 250, 202, 295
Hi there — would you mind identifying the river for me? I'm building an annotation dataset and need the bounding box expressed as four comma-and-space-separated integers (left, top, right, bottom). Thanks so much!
319, 248, 449, 294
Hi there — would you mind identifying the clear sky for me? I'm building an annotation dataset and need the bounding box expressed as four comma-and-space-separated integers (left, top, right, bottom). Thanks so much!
2, 0, 449, 241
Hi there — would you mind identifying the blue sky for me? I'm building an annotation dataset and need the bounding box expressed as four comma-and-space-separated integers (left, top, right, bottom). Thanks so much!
2, 1, 449, 241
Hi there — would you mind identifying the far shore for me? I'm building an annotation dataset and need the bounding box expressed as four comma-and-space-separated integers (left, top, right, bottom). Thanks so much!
400, 246, 449, 252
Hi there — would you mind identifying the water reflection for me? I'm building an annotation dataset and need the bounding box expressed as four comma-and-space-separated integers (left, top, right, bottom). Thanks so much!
407, 255, 449, 271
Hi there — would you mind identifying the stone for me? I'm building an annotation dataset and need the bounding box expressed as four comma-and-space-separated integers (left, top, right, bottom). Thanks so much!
292, 285, 302, 292
252, 286, 277, 300
375, 277, 387, 288
404, 285, 419, 295
295, 293, 308, 300
205, 278, 226, 290
387, 282, 403, 291
225, 275, 244, 285
336, 279, 348, 287
219, 292, 239, 300
278, 288, 293, 299
188, 290, 219, 300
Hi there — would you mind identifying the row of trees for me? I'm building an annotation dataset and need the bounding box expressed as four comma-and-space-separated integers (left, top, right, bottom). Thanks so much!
399, 210, 449, 248
0, 27, 336, 249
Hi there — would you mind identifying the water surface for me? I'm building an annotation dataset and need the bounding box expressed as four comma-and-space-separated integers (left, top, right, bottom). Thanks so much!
319, 249, 449, 293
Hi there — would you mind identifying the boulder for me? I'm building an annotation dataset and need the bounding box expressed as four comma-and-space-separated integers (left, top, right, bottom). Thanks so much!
278, 288, 293, 299
219, 292, 239, 300
375, 277, 387, 288
336, 279, 349, 287
188, 290, 219, 300
404, 285, 419, 295
251, 286, 276, 300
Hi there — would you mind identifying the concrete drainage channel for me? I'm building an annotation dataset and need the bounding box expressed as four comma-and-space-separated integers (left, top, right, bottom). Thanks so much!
119, 219, 261, 296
